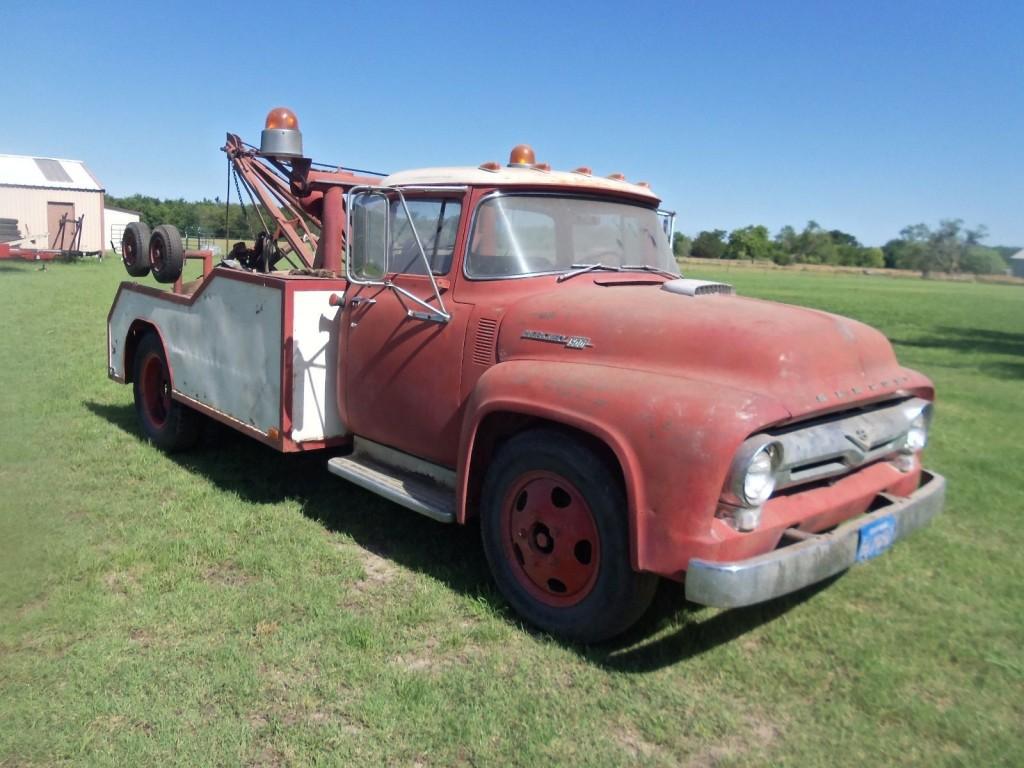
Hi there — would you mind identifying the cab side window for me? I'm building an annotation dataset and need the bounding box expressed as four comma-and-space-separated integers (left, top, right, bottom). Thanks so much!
390, 199, 462, 275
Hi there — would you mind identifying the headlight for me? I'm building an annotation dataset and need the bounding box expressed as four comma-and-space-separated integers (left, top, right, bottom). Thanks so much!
742, 444, 779, 505
902, 403, 933, 453
728, 441, 781, 508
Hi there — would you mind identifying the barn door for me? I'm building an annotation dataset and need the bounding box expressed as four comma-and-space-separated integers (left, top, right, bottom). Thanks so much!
47, 202, 75, 249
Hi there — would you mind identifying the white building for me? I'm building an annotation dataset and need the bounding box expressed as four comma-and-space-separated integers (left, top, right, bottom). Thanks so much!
104, 205, 141, 254
0, 154, 104, 252
1011, 249, 1024, 279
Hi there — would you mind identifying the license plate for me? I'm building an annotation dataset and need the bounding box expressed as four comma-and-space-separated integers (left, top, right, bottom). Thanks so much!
857, 515, 896, 562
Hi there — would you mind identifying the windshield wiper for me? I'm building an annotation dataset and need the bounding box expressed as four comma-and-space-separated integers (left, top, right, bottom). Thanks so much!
556, 263, 624, 283
621, 264, 678, 278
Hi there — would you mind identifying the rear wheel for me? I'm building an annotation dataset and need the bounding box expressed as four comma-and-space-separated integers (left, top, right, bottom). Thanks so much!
149, 224, 184, 284
132, 332, 199, 452
480, 429, 657, 642
121, 222, 151, 277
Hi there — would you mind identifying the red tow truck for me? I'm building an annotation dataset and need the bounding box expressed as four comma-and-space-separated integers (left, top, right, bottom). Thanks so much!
107, 109, 945, 641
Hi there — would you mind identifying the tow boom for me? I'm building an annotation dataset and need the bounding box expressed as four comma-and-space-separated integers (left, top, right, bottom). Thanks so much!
221, 117, 381, 273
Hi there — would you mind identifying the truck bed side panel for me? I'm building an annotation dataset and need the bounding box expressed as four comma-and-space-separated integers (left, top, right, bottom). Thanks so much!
109, 278, 282, 435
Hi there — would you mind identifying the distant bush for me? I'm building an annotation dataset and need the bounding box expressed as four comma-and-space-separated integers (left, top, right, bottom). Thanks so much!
961, 246, 1009, 275
691, 230, 727, 259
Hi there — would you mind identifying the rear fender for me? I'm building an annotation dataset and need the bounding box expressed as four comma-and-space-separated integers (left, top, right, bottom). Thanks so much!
119, 319, 164, 383
107, 282, 168, 384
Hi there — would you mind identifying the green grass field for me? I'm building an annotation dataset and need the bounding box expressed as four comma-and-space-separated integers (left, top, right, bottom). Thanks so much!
1, 258, 1021, 766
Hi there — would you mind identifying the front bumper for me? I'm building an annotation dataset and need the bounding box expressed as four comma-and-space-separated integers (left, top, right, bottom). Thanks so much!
684, 470, 945, 608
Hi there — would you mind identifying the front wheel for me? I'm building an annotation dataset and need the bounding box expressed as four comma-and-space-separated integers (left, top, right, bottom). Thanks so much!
480, 429, 657, 643
132, 332, 199, 452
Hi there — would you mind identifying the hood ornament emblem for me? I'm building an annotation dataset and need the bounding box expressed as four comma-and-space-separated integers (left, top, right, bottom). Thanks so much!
847, 426, 872, 451
521, 330, 593, 350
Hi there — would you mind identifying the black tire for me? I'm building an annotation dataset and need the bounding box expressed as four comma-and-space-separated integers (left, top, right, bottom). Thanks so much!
121, 222, 152, 277
132, 332, 199, 452
480, 428, 658, 643
149, 224, 184, 283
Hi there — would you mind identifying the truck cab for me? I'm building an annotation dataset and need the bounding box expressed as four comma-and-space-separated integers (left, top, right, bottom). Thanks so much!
108, 111, 944, 642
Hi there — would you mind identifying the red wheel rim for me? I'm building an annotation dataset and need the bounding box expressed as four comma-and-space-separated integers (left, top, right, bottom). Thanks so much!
140, 352, 171, 428
123, 232, 139, 266
500, 471, 601, 608
150, 236, 164, 272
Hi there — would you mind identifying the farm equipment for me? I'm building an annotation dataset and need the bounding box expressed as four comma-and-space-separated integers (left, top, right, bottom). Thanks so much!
107, 108, 945, 641
0, 214, 101, 262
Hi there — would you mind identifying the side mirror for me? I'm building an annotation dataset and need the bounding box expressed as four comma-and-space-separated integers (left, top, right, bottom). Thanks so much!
346, 190, 389, 283
344, 186, 452, 324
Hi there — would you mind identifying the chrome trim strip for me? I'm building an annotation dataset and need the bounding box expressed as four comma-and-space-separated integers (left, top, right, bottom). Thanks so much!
685, 470, 946, 609
387, 185, 468, 193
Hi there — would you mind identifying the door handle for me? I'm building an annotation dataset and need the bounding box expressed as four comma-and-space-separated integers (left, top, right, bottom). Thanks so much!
349, 296, 376, 307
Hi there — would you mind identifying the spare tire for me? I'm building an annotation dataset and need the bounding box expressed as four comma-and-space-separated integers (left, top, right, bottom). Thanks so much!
149, 224, 184, 283
121, 222, 152, 277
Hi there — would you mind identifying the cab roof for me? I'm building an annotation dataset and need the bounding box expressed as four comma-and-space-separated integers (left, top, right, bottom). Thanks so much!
380, 166, 660, 204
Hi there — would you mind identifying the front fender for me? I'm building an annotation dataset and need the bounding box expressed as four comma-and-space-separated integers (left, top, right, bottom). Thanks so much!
457, 360, 790, 575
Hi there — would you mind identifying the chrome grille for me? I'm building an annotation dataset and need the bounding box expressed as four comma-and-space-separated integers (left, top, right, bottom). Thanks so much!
740, 397, 930, 492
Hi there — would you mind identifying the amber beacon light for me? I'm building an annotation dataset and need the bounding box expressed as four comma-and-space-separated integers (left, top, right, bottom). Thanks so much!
260, 107, 303, 159
507, 144, 536, 167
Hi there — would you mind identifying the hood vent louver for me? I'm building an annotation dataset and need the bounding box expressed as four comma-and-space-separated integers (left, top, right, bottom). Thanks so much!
661, 278, 735, 297
473, 318, 499, 366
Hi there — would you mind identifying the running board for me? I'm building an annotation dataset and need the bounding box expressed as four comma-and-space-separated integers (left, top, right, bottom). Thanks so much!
327, 452, 456, 524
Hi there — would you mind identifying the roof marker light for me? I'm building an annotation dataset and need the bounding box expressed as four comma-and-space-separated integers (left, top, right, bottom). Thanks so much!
607, 172, 626, 181
508, 144, 536, 167
479, 161, 501, 172
573, 166, 593, 175
531, 162, 551, 172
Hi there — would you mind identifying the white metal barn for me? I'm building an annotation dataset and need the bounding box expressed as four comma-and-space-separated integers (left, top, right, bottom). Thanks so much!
1011, 249, 1024, 279
0, 154, 104, 251
104, 205, 141, 254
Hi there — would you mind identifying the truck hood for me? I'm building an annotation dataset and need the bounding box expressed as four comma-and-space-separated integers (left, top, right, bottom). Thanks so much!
496, 278, 925, 420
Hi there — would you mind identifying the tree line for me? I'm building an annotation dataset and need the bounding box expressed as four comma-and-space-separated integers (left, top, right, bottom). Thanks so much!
106, 194, 269, 241
109, 194, 1015, 278
674, 219, 1015, 276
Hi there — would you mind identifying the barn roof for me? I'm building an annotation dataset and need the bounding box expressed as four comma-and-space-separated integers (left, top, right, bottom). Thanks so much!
104, 204, 142, 216
0, 154, 103, 192
1011, 249, 1024, 261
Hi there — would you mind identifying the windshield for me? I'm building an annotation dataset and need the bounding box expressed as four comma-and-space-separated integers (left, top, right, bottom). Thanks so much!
466, 195, 679, 279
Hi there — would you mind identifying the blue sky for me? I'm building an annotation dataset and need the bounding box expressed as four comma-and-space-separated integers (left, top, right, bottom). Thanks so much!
2, 1, 1021, 246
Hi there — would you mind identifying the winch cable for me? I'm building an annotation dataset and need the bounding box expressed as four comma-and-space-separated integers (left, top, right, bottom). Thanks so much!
224, 157, 232, 258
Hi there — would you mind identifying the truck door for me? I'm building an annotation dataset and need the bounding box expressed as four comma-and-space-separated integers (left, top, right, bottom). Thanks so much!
341, 190, 469, 466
